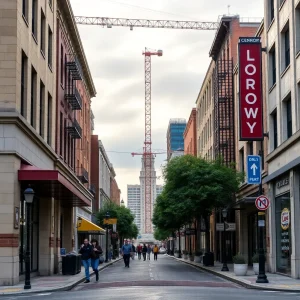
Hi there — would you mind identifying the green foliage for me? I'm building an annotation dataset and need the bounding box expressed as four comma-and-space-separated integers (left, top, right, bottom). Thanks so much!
96, 201, 136, 240
252, 253, 259, 263
233, 253, 246, 264
153, 155, 243, 234
153, 227, 171, 241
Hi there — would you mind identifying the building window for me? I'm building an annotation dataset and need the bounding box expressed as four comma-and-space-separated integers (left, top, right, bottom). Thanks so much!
248, 141, 253, 155
60, 45, 64, 86
239, 148, 244, 173
275, 193, 291, 275
286, 98, 292, 138
48, 26, 53, 69
47, 93, 52, 145
284, 27, 290, 69
269, 0, 274, 23
272, 109, 278, 150
64, 119, 67, 160
64, 54, 67, 88
296, 4, 300, 54
60, 113, 63, 156
49, 0, 53, 9
30, 67, 37, 128
39, 81, 45, 138
22, 0, 28, 22
21, 52, 28, 117
40, 9, 46, 56
269, 46, 276, 87
32, 0, 38, 40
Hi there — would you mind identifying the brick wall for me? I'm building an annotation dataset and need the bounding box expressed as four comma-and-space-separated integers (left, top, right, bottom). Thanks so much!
184, 108, 197, 156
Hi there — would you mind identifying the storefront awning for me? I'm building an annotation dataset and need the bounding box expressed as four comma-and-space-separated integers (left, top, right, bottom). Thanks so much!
18, 165, 93, 207
77, 218, 105, 235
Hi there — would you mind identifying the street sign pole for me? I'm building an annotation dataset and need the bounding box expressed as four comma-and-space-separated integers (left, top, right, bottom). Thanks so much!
256, 174, 268, 283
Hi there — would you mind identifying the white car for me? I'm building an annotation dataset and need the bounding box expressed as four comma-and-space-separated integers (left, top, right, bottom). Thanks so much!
159, 247, 166, 254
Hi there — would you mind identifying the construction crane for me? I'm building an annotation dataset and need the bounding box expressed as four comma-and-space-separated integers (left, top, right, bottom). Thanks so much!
75, 16, 219, 30
75, 16, 219, 234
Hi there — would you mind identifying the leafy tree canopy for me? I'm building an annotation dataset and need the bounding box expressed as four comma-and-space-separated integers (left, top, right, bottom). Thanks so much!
153, 155, 243, 231
96, 201, 135, 239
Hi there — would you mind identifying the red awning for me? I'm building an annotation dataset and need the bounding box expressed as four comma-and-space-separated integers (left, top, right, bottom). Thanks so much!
18, 165, 92, 207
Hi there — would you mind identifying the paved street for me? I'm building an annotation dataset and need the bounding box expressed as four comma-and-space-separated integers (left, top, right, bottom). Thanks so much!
1, 256, 300, 299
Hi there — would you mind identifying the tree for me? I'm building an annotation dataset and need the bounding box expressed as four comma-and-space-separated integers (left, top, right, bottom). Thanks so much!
153, 155, 243, 251
96, 201, 136, 243
154, 227, 171, 241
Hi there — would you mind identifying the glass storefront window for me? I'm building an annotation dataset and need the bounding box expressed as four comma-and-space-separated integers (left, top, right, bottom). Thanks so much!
275, 193, 291, 274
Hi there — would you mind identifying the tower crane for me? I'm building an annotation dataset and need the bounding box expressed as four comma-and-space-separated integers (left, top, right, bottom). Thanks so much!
75, 15, 220, 234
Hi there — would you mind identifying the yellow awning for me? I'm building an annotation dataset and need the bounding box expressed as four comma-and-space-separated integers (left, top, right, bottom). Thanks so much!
77, 218, 105, 235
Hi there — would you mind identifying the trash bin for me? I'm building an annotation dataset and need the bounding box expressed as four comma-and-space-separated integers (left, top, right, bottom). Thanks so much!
203, 252, 214, 266
62, 254, 81, 275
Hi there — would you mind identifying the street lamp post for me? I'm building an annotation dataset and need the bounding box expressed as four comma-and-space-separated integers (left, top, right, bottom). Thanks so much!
221, 208, 229, 272
120, 199, 125, 207
178, 228, 182, 258
105, 211, 110, 263
24, 187, 35, 290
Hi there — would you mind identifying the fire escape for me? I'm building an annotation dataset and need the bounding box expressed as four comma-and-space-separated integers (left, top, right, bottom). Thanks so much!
213, 58, 235, 166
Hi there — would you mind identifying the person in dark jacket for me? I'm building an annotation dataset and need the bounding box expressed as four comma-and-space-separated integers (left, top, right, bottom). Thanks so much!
142, 244, 147, 261
91, 239, 103, 281
79, 239, 93, 283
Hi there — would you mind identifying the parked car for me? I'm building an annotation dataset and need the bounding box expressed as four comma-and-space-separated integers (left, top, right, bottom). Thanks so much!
159, 247, 166, 254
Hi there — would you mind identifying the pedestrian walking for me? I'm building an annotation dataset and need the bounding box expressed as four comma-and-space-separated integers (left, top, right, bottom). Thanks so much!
79, 239, 93, 283
131, 244, 136, 260
153, 244, 159, 261
137, 244, 142, 260
122, 240, 132, 268
147, 244, 152, 260
91, 239, 103, 281
142, 244, 147, 261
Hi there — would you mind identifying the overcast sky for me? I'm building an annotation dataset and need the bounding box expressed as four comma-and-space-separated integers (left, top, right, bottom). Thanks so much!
71, 0, 263, 204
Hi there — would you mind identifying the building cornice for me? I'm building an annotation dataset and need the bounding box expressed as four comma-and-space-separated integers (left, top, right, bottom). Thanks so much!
0, 111, 93, 202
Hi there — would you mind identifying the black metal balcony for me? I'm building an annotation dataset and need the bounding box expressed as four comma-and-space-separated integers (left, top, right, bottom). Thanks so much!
65, 86, 82, 110
66, 119, 82, 139
77, 167, 89, 184
66, 56, 83, 81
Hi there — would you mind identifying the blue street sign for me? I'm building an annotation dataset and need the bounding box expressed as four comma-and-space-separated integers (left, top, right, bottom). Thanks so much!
247, 155, 261, 184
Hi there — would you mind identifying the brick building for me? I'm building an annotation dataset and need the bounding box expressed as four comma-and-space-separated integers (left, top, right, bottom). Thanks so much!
183, 108, 197, 156
110, 176, 121, 206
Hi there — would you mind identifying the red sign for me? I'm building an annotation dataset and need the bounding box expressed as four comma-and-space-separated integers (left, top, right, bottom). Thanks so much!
255, 195, 270, 211
239, 37, 263, 141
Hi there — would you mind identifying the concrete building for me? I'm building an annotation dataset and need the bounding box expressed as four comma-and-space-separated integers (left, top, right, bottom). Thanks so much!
127, 155, 163, 234
127, 185, 141, 232
262, 0, 300, 278
0, 0, 97, 286
166, 119, 186, 161
184, 108, 197, 156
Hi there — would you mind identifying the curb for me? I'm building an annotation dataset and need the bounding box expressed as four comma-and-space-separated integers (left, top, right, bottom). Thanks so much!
0, 258, 122, 297
168, 255, 300, 293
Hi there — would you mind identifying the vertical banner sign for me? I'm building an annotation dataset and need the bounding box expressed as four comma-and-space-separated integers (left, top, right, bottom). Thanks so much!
239, 37, 263, 141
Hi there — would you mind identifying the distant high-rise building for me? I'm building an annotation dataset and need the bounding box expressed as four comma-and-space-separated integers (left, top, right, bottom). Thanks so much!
127, 185, 141, 232
167, 119, 186, 161
127, 156, 163, 234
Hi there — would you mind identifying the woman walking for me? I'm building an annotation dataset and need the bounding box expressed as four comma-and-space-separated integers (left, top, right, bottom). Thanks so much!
91, 239, 103, 281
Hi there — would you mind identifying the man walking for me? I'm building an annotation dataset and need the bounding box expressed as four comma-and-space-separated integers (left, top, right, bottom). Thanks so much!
153, 244, 159, 261
142, 244, 147, 261
79, 239, 93, 283
147, 244, 152, 260
121, 240, 132, 268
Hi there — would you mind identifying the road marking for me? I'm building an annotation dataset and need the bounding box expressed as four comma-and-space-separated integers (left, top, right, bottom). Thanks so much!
36, 293, 52, 296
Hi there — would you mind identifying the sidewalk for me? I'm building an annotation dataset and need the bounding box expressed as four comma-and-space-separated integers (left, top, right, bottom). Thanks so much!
170, 255, 300, 292
0, 258, 122, 296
